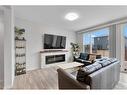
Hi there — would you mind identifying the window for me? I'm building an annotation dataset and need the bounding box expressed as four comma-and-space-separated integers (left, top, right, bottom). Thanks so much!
124, 24, 127, 61
83, 28, 109, 57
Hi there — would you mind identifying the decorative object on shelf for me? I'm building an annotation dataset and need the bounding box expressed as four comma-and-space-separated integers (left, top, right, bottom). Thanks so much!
70, 42, 80, 59
15, 27, 25, 40
15, 27, 26, 76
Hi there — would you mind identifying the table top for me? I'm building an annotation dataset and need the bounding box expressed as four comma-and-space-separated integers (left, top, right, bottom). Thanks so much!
57, 62, 84, 70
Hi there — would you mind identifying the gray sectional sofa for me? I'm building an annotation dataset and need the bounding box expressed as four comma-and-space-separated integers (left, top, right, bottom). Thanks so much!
57, 58, 120, 89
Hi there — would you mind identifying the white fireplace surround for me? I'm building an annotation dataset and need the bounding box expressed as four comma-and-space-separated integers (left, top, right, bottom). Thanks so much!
40, 50, 68, 68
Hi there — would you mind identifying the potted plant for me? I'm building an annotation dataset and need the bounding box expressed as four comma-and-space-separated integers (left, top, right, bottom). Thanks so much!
70, 42, 80, 60
15, 27, 25, 40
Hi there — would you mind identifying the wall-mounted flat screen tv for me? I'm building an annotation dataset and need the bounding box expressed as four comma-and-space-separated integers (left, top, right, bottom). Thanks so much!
44, 34, 66, 49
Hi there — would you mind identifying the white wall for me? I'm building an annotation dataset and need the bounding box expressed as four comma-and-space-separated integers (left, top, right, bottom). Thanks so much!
0, 9, 4, 87
15, 17, 76, 71
4, 7, 15, 89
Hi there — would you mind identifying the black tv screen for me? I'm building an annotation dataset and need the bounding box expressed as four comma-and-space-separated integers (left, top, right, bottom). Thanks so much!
44, 34, 66, 49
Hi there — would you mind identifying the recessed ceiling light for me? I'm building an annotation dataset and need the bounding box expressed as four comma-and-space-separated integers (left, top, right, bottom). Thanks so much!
65, 12, 79, 21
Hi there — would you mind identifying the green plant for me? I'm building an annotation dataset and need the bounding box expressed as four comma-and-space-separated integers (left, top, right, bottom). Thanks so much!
15, 27, 24, 36
70, 42, 80, 58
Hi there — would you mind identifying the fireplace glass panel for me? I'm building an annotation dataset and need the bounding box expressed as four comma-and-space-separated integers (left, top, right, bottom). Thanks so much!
46, 54, 65, 64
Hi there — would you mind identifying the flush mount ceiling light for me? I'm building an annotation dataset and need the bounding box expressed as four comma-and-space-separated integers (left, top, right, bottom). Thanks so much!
65, 12, 79, 21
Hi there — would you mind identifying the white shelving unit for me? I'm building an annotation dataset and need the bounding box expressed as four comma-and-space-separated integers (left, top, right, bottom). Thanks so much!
15, 28, 26, 76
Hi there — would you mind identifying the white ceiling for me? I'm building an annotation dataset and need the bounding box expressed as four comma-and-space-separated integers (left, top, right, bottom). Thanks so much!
14, 6, 127, 32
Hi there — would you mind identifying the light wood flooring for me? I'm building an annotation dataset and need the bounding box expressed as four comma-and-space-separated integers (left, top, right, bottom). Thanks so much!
12, 67, 58, 89
12, 66, 127, 89
114, 72, 127, 89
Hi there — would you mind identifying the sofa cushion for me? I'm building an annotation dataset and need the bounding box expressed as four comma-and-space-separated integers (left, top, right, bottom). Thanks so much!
76, 62, 102, 82
98, 60, 111, 67
76, 58, 91, 64
108, 58, 118, 63
92, 62, 102, 70
82, 65, 97, 74
79, 53, 89, 60
75, 58, 85, 62
97, 57, 109, 61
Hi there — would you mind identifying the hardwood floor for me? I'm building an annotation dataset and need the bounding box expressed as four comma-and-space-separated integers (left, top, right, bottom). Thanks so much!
12, 66, 127, 89
12, 67, 58, 89
114, 72, 127, 89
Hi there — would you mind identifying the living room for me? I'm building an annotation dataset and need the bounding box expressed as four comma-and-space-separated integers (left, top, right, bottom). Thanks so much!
0, 5, 127, 90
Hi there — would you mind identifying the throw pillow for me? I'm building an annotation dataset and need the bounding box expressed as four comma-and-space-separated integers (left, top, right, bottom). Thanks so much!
98, 60, 111, 67
88, 54, 96, 62
108, 58, 118, 63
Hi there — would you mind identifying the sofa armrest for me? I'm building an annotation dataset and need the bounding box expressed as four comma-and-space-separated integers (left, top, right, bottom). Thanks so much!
57, 68, 90, 89
85, 61, 120, 89
75, 58, 92, 66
